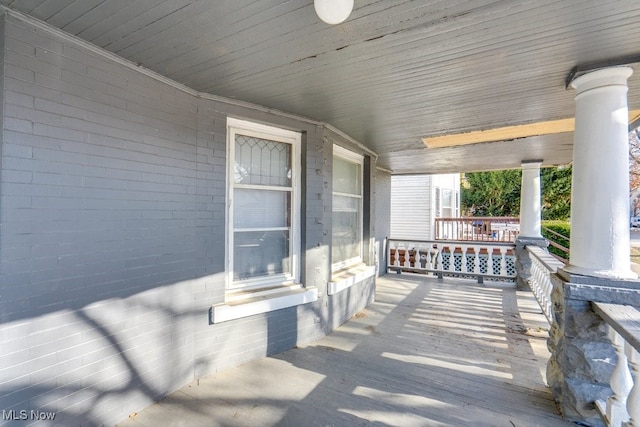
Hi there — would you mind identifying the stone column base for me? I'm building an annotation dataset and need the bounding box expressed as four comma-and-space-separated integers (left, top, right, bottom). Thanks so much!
546, 269, 640, 426
514, 236, 548, 291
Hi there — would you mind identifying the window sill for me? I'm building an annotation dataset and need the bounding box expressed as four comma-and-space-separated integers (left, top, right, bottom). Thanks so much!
328, 264, 376, 295
211, 285, 318, 324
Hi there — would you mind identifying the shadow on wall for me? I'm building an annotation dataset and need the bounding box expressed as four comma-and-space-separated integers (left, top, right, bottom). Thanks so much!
0, 274, 224, 426
0, 274, 378, 425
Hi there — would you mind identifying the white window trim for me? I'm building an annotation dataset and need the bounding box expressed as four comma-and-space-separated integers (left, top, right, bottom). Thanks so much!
329, 145, 370, 295
434, 186, 442, 218
211, 286, 318, 323
212, 118, 317, 323
226, 118, 302, 291
328, 264, 375, 295
331, 145, 364, 272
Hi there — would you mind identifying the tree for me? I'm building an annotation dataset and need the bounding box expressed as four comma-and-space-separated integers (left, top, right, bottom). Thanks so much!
462, 125, 640, 220
630, 126, 640, 195
630, 126, 640, 216
461, 166, 572, 220
541, 166, 572, 220
461, 169, 521, 217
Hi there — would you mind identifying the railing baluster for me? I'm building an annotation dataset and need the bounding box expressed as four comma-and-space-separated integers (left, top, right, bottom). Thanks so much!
394, 242, 399, 269
626, 342, 640, 427
606, 329, 632, 426
526, 245, 563, 325
464, 245, 475, 274
592, 303, 640, 427
386, 238, 516, 282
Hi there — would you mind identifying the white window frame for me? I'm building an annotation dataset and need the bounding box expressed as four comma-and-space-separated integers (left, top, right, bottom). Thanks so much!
226, 118, 301, 291
435, 186, 442, 218
331, 145, 364, 272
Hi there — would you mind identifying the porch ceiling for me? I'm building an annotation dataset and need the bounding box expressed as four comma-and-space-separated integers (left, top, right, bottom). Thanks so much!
3, 0, 640, 174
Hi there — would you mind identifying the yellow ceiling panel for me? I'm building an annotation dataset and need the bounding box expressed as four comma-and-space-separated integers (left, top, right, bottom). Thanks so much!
423, 109, 640, 149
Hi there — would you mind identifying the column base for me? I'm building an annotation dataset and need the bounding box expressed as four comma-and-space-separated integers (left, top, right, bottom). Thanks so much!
515, 236, 548, 247
547, 272, 640, 426
514, 237, 548, 291
562, 264, 637, 280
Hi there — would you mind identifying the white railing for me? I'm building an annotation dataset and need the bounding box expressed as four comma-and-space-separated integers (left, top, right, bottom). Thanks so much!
388, 239, 516, 282
527, 245, 564, 324
593, 303, 640, 427
435, 217, 520, 242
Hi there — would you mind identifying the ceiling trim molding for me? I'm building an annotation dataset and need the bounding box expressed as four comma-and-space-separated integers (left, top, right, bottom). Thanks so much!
0, 5, 346, 132
325, 124, 378, 159
0, 7, 199, 98
565, 55, 640, 89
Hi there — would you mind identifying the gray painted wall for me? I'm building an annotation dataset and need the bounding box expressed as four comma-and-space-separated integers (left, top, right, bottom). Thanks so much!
0, 14, 379, 426
375, 169, 391, 275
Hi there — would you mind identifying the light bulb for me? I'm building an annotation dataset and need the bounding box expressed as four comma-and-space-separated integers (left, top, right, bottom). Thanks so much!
314, 0, 354, 25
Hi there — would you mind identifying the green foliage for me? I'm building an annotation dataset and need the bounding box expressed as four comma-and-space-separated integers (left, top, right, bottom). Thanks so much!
461, 169, 522, 216
460, 166, 572, 220
541, 220, 570, 259
541, 166, 572, 220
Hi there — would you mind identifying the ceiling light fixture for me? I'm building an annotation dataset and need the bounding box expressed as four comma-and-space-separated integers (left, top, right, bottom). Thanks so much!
314, 0, 354, 24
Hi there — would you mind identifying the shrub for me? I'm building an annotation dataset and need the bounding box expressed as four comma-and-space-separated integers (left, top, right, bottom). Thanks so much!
541, 220, 570, 260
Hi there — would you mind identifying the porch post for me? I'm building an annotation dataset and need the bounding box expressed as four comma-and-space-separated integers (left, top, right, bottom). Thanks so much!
564, 66, 636, 280
514, 160, 547, 290
546, 66, 640, 426
519, 160, 543, 239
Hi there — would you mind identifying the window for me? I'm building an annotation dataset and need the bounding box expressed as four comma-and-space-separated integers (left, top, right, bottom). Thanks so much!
435, 187, 441, 218
442, 188, 453, 218
226, 118, 301, 290
332, 146, 363, 269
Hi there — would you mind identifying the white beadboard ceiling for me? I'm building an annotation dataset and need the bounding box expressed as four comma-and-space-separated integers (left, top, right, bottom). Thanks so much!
2, 0, 640, 174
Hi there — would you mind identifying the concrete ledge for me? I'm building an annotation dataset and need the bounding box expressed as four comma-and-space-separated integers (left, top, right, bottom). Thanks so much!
328, 265, 375, 295
552, 271, 640, 306
211, 286, 318, 323
515, 236, 548, 248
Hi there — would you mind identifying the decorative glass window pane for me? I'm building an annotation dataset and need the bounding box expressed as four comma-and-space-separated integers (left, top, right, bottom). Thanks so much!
333, 155, 361, 195
234, 189, 290, 229
233, 230, 290, 281
332, 195, 361, 264
234, 135, 292, 186
227, 118, 300, 289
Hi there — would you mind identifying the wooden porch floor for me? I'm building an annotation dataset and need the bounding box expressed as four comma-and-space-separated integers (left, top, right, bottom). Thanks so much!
118, 275, 573, 427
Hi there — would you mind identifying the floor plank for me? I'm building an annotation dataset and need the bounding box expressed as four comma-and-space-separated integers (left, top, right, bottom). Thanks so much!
117, 274, 573, 427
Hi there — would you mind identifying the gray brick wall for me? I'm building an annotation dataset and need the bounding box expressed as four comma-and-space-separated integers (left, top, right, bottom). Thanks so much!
0, 13, 378, 426
375, 169, 392, 275
0, 15, 207, 425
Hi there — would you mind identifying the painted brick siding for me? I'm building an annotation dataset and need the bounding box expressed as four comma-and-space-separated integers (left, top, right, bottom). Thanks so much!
0, 15, 208, 425
0, 13, 377, 426
375, 169, 392, 274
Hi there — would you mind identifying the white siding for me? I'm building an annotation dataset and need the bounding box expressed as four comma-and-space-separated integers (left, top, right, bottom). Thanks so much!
390, 174, 461, 241
390, 175, 432, 240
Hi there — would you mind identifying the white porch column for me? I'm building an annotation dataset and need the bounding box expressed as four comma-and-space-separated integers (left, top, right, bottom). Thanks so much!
519, 161, 543, 239
564, 66, 636, 279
